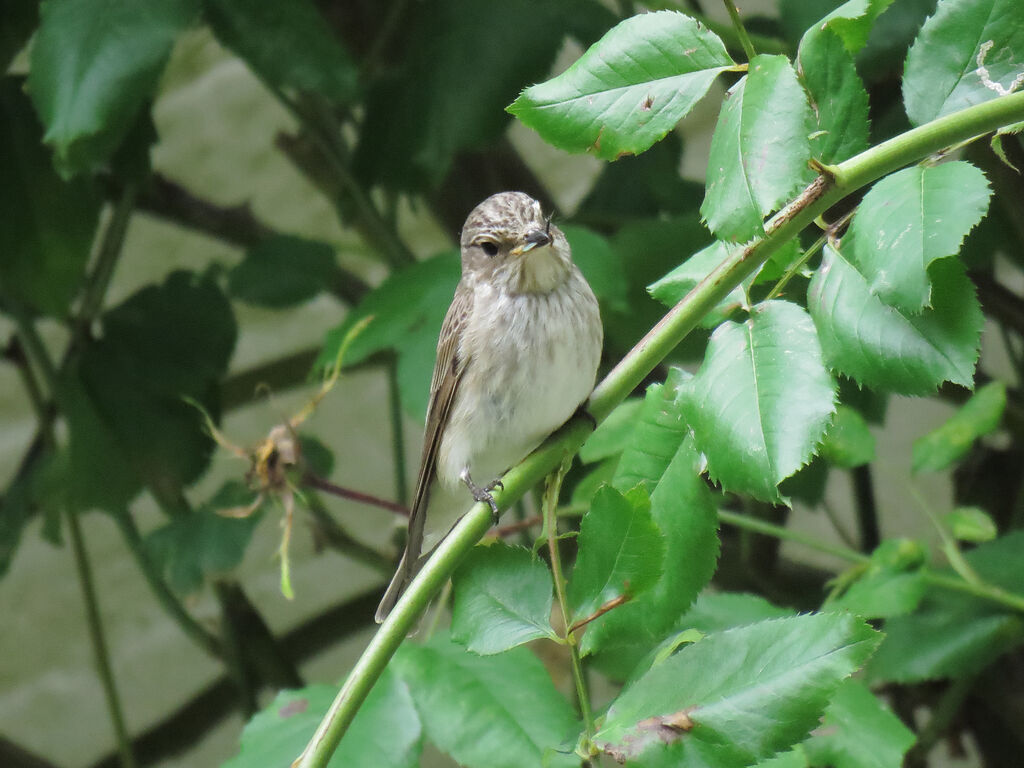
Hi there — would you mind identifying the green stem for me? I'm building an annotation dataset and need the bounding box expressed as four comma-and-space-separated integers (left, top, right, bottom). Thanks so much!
387, 357, 409, 507
718, 508, 869, 565
721, 0, 757, 61
544, 458, 595, 740
10, 310, 59, 402
75, 184, 137, 346
67, 509, 137, 768
292, 90, 1024, 768
910, 485, 984, 586
764, 232, 826, 301
112, 511, 225, 658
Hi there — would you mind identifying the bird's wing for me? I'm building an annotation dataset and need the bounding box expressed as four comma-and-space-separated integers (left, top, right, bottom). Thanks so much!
405, 283, 472, 567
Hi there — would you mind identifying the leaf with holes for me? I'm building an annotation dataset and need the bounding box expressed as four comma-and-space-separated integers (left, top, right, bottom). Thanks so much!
904, 0, 1024, 126
848, 162, 991, 313
678, 300, 836, 504
808, 245, 983, 395
701, 55, 814, 242
508, 11, 736, 160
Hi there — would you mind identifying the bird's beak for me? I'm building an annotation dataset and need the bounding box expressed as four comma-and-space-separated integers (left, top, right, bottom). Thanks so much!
510, 229, 551, 257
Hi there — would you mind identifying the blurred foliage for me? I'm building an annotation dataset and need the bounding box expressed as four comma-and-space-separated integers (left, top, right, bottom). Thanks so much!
2, 0, 1024, 767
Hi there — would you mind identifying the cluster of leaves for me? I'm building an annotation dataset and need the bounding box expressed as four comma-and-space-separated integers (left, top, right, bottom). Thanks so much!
3, 0, 1024, 767
232, 1, 1024, 767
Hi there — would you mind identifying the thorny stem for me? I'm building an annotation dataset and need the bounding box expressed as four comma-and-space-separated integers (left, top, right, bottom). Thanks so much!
544, 457, 596, 741
67, 509, 137, 768
293, 89, 1024, 768
722, 0, 757, 61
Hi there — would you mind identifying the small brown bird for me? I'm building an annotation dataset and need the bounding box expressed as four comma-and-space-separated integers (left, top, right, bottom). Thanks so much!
375, 192, 603, 622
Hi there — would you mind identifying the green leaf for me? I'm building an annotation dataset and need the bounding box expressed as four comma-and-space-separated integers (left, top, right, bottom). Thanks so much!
1, 0, 38, 72
561, 225, 628, 312
569, 485, 665, 620
944, 506, 998, 543
583, 435, 719, 669
393, 634, 580, 768
808, 245, 982, 395
681, 592, 795, 633
594, 613, 881, 766
868, 531, 1024, 682
571, 457, 618, 508
204, 0, 357, 103
802, 679, 915, 768
145, 482, 261, 594
820, 405, 876, 468
223, 671, 420, 768
228, 235, 339, 308
903, 0, 1024, 126
679, 300, 836, 503
58, 271, 237, 511
648, 241, 746, 327
27, 0, 198, 175
318, 253, 460, 419
0, 79, 100, 316
817, 0, 898, 53
848, 162, 991, 313
451, 543, 556, 655
612, 371, 691, 493
355, 0, 595, 189
579, 398, 643, 464
797, 23, 871, 164
912, 381, 1006, 472
700, 55, 813, 242
508, 11, 735, 160
828, 568, 927, 619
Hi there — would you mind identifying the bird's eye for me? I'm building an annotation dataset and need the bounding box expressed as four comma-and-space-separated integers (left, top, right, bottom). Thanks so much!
480, 241, 499, 257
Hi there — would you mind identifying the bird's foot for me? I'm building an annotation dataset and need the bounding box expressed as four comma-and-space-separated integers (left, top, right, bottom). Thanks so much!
460, 470, 503, 524
573, 402, 598, 431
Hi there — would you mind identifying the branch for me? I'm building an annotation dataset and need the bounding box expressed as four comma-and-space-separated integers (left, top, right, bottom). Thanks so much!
293, 90, 1024, 768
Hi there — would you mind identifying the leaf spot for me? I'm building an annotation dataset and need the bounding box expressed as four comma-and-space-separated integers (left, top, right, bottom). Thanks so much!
279, 698, 309, 718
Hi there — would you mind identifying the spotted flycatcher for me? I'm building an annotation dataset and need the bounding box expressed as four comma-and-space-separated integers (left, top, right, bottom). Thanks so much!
375, 191, 603, 621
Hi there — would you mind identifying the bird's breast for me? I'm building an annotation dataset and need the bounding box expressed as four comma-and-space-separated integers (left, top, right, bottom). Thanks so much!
436, 272, 602, 488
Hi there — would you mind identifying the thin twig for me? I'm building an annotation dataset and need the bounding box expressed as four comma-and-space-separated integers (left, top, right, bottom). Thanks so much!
67, 509, 137, 768
543, 457, 596, 741
568, 594, 631, 634
302, 472, 409, 515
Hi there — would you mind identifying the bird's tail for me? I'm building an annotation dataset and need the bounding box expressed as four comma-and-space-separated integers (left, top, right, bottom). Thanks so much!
375, 548, 415, 622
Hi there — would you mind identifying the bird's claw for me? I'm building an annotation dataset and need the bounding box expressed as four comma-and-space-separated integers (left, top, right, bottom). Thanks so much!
462, 472, 503, 524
